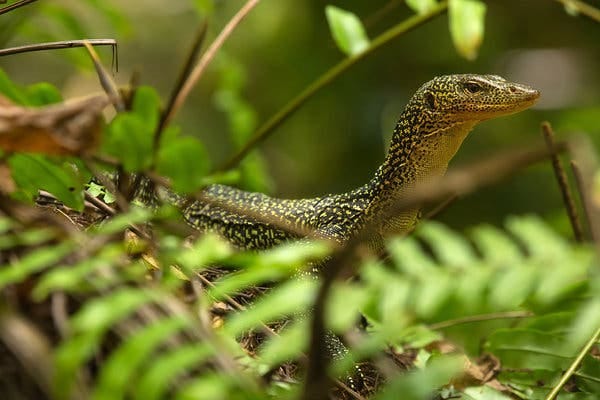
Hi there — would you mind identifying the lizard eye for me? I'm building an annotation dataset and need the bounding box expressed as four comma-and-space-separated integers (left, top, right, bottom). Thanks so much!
464, 82, 483, 94
424, 92, 437, 109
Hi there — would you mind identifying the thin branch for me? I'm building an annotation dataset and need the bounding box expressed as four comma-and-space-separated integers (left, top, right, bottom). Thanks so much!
0, 39, 119, 72
554, 0, 600, 23
0, 0, 38, 16
570, 160, 594, 240
162, 0, 261, 128
541, 122, 584, 242
219, 1, 448, 171
428, 311, 533, 330
154, 20, 208, 155
424, 194, 458, 220
544, 327, 600, 400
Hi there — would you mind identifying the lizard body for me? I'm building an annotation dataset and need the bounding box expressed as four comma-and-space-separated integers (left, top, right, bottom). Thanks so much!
183, 74, 539, 249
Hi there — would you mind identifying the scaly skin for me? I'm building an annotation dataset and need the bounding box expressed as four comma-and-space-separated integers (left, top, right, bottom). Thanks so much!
183, 74, 540, 249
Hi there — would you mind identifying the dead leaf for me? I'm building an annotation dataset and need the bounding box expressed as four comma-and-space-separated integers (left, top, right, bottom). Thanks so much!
0, 95, 108, 155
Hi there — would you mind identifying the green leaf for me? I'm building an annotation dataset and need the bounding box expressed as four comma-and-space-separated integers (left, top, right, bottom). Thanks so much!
387, 236, 437, 276
462, 385, 513, 400
157, 135, 210, 194
132, 86, 161, 133
0, 68, 29, 104
485, 328, 573, 369
8, 154, 85, 210
0, 242, 74, 290
32, 244, 124, 300
374, 354, 462, 400
328, 282, 369, 332
176, 233, 233, 273
102, 114, 153, 172
70, 288, 156, 334
133, 344, 213, 400
94, 206, 152, 235
505, 215, 568, 261
25, 82, 62, 106
469, 224, 522, 266
224, 279, 317, 337
416, 222, 476, 268
258, 319, 309, 369
406, 0, 439, 15
325, 5, 370, 56
448, 0, 486, 60
92, 316, 190, 400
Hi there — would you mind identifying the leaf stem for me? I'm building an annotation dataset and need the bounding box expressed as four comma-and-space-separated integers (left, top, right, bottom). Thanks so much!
219, 1, 448, 171
544, 326, 600, 400
428, 311, 533, 330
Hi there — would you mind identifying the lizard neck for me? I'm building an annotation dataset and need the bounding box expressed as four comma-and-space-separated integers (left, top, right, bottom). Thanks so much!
363, 109, 477, 234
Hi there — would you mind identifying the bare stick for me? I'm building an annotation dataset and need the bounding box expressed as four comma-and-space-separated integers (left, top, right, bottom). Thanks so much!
162, 0, 261, 128
0, 0, 38, 16
544, 327, 600, 400
218, 1, 448, 171
154, 21, 208, 154
570, 160, 593, 240
554, 0, 600, 23
0, 39, 118, 71
541, 122, 584, 242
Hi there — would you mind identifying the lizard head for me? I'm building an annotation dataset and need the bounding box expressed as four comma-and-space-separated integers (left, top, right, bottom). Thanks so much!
414, 74, 540, 126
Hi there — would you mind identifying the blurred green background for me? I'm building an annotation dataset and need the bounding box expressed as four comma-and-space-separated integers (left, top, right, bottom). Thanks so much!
1, 0, 599, 234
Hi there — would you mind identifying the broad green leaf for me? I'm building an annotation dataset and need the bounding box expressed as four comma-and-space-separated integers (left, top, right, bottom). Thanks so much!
224, 279, 317, 337
485, 328, 573, 369
92, 316, 190, 400
102, 114, 153, 172
462, 385, 513, 400
0, 242, 74, 289
448, 0, 486, 60
133, 344, 213, 400
406, 0, 439, 15
9, 154, 85, 210
132, 86, 161, 133
175, 373, 231, 400
25, 82, 62, 106
325, 5, 370, 56
157, 136, 210, 194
